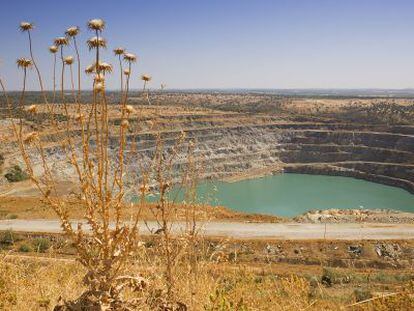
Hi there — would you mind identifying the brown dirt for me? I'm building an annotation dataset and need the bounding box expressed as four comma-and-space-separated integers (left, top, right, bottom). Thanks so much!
0, 196, 283, 223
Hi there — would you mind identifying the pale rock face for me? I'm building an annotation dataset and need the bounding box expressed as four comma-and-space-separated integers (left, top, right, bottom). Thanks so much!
2, 93, 414, 201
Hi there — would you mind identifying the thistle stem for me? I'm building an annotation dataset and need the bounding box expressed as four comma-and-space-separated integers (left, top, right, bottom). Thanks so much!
27, 30, 49, 107
119, 54, 124, 100
73, 36, 81, 103
52, 53, 57, 104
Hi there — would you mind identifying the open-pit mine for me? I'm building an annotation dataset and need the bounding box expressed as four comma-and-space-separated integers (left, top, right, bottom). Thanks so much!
1, 91, 414, 220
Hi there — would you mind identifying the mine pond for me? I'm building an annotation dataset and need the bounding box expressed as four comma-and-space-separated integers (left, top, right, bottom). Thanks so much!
178, 174, 414, 217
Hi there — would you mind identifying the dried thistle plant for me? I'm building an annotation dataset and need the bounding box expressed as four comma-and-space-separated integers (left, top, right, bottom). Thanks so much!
5, 18, 147, 310
141, 74, 152, 105
49, 45, 58, 104
113, 47, 125, 98
16, 57, 33, 112
65, 26, 81, 101
19, 21, 51, 113
2, 17, 202, 310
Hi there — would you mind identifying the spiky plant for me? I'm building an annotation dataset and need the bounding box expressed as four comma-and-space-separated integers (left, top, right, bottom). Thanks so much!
65, 26, 79, 37
123, 52, 137, 63
141, 74, 152, 105
16, 58, 32, 110
65, 26, 81, 101
97, 62, 113, 74
114, 47, 125, 96
85, 64, 95, 75
122, 53, 137, 102
141, 74, 151, 83
16, 57, 33, 69
86, 36, 107, 50
87, 18, 105, 31
2, 17, 199, 310
49, 46, 58, 104
63, 56, 74, 65
19, 22, 34, 32
87, 19, 105, 78
49, 45, 58, 53
64, 56, 77, 102
54, 37, 69, 104
54, 36, 69, 47
19, 21, 50, 111
8, 19, 147, 309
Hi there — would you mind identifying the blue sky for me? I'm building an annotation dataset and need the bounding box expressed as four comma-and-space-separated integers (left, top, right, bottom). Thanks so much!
1, 0, 414, 90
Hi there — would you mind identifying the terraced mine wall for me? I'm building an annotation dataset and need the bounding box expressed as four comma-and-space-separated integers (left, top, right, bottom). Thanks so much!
3, 102, 414, 195
114, 112, 414, 193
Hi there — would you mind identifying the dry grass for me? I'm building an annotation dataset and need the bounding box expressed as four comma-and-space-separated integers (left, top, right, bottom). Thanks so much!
0, 255, 329, 310
2, 231, 414, 310
1, 253, 413, 311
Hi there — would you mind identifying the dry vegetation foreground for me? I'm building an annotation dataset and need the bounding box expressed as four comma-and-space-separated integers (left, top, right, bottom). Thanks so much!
1, 233, 414, 310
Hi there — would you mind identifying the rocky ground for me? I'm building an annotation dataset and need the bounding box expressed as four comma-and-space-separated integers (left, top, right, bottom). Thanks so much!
294, 208, 414, 224
2, 231, 414, 270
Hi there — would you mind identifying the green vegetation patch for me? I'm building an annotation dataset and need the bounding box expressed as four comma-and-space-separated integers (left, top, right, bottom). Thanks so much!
32, 238, 50, 253
4, 165, 28, 183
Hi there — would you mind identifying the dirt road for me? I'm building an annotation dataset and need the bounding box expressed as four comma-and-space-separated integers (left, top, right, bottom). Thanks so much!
1, 219, 413, 239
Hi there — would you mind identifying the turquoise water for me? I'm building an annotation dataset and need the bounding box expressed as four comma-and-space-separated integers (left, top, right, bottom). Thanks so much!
182, 174, 414, 217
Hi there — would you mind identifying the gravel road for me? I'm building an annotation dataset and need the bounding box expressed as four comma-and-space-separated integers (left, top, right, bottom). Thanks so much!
1, 219, 414, 240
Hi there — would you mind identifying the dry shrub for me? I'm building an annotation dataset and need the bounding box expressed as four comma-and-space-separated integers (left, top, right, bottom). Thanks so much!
1, 18, 202, 310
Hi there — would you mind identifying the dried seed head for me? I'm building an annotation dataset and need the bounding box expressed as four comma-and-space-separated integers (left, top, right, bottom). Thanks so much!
123, 69, 131, 76
24, 132, 39, 144
97, 62, 112, 74
54, 37, 69, 46
123, 53, 137, 63
113, 47, 125, 55
49, 45, 58, 54
125, 105, 136, 114
121, 120, 130, 129
26, 105, 37, 113
64, 56, 74, 65
65, 26, 80, 37
16, 58, 33, 69
85, 64, 95, 74
19, 22, 33, 32
141, 74, 151, 82
87, 36, 107, 50
87, 19, 105, 31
